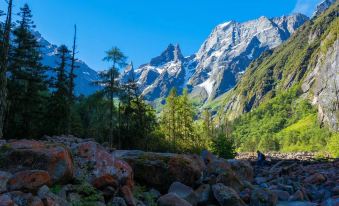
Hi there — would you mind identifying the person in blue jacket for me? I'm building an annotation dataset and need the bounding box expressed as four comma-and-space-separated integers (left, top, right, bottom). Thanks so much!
257, 150, 266, 166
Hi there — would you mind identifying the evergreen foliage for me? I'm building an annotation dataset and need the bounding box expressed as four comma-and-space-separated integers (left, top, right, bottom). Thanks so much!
5, 4, 48, 138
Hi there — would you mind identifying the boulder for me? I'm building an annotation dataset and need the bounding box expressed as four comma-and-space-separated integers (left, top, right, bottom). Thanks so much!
157, 193, 192, 206
168, 182, 197, 205
289, 190, 305, 201
9, 191, 44, 206
0, 171, 12, 193
194, 184, 211, 205
0, 194, 14, 206
0, 140, 74, 184
120, 185, 136, 206
216, 170, 244, 192
37, 185, 71, 206
271, 190, 290, 201
7, 170, 51, 192
115, 150, 205, 192
321, 197, 339, 206
250, 188, 278, 206
304, 173, 326, 185
228, 159, 254, 182
212, 183, 246, 206
73, 142, 133, 190
201, 150, 217, 165
277, 201, 317, 206
109, 197, 127, 206
206, 159, 231, 176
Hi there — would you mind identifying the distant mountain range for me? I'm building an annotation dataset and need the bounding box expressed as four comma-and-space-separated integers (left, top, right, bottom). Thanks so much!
121, 14, 309, 105
35, 32, 101, 96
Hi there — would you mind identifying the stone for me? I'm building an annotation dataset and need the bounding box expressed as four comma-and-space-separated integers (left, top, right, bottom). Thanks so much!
7, 170, 51, 192
1, 140, 74, 184
194, 184, 211, 205
201, 150, 217, 165
277, 201, 317, 206
239, 188, 251, 204
271, 190, 290, 201
321, 197, 339, 206
228, 159, 254, 182
304, 173, 326, 185
110, 197, 127, 206
117, 150, 205, 192
73, 142, 133, 190
168, 182, 197, 205
206, 159, 231, 176
0, 194, 14, 206
37, 185, 71, 206
212, 183, 246, 206
121, 185, 136, 206
216, 170, 244, 192
289, 190, 305, 201
157, 193, 192, 206
0, 171, 12, 193
9, 191, 44, 206
250, 188, 278, 206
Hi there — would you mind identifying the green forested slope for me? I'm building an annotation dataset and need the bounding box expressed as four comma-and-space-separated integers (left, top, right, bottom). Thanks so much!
215, 2, 339, 154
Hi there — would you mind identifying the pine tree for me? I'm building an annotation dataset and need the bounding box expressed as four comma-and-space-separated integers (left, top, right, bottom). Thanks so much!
0, 1, 13, 138
6, 4, 48, 138
47, 45, 70, 135
202, 108, 213, 139
97, 47, 126, 148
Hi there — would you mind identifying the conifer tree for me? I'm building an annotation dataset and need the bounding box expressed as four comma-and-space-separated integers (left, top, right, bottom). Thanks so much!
177, 89, 195, 142
0, 0, 13, 138
97, 47, 126, 148
47, 45, 70, 135
161, 88, 178, 149
6, 4, 48, 138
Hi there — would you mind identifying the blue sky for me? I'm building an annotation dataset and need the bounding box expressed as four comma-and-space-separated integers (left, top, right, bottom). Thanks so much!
1, 0, 322, 70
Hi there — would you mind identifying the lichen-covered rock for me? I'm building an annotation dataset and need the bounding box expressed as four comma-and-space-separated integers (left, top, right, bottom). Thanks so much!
157, 193, 192, 206
7, 170, 51, 192
0, 140, 74, 184
212, 183, 246, 206
115, 150, 205, 192
72, 142, 134, 190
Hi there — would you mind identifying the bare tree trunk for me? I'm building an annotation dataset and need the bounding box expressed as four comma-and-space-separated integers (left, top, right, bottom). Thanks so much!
67, 25, 77, 135
0, 0, 13, 138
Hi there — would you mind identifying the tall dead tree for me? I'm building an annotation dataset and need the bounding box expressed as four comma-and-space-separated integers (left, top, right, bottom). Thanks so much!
0, 0, 13, 138
67, 25, 78, 135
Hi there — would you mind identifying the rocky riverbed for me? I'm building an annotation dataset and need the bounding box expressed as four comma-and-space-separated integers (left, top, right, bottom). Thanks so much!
0, 136, 338, 206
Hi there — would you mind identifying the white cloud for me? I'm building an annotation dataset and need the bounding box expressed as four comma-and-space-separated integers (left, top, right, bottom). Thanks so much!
292, 0, 323, 16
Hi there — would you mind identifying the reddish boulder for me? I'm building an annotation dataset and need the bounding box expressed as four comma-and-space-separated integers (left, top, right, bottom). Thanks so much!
7, 170, 51, 192
73, 142, 133, 190
1, 140, 74, 184
120, 185, 136, 206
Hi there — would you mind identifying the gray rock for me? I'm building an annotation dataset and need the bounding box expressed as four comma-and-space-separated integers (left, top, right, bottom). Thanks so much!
109, 197, 127, 206
212, 183, 246, 206
157, 193, 192, 206
0, 171, 12, 193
